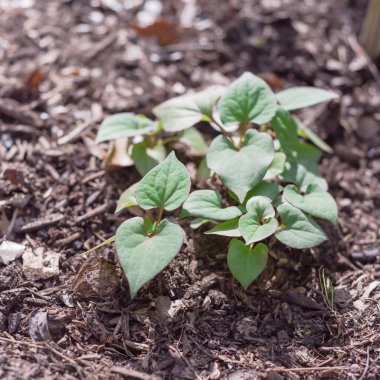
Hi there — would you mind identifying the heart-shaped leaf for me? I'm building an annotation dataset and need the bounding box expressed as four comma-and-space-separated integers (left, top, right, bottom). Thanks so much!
205, 218, 241, 237
116, 217, 184, 298
131, 141, 167, 176
115, 183, 139, 213
206, 130, 275, 202
136, 152, 191, 211
239, 196, 278, 244
227, 239, 268, 290
219, 72, 277, 125
275, 203, 327, 249
283, 184, 338, 226
182, 190, 242, 221
276, 87, 338, 111
264, 152, 286, 180
153, 86, 225, 132
96, 113, 156, 143
179, 127, 208, 156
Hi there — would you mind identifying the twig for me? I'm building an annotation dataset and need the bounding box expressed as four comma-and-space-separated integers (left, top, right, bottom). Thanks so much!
269, 366, 349, 372
348, 35, 380, 87
58, 122, 93, 145
15, 213, 64, 233
75, 203, 110, 223
358, 346, 370, 380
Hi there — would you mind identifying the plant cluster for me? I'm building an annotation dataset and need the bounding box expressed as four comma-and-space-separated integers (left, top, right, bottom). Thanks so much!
95, 72, 339, 298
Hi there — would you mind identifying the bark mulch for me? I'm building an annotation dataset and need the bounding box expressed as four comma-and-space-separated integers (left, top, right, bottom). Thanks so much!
0, 0, 379, 379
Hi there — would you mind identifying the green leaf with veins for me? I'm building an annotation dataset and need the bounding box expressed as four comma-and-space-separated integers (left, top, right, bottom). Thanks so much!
179, 127, 208, 156
131, 141, 167, 176
271, 108, 299, 153
205, 218, 241, 237
116, 217, 184, 298
206, 130, 275, 202
283, 184, 338, 226
227, 239, 268, 290
182, 190, 242, 221
275, 203, 327, 249
153, 86, 225, 132
96, 113, 156, 143
264, 152, 286, 180
115, 183, 139, 213
239, 196, 278, 244
276, 87, 338, 111
219, 72, 277, 125
244, 182, 283, 204
136, 152, 190, 211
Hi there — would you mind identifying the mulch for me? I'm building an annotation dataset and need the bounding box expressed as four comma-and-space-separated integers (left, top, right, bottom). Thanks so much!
0, 0, 379, 379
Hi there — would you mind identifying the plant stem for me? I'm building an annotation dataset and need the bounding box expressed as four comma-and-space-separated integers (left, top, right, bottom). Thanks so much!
211, 116, 236, 146
81, 235, 116, 256
156, 207, 164, 224
238, 121, 249, 149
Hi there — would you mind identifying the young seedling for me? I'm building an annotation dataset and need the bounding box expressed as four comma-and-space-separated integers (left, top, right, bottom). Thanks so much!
94, 152, 190, 298
94, 71, 339, 296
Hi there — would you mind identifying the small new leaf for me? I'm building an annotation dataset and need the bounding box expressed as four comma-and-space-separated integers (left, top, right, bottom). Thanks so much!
239, 196, 278, 244
116, 217, 184, 298
207, 130, 275, 202
275, 203, 327, 249
182, 190, 242, 221
276, 87, 338, 111
205, 218, 241, 237
227, 239, 268, 290
136, 152, 190, 211
219, 72, 277, 125
96, 113, 156, 143
264, 152, 286, 180
115, 183, 139, 213
283, 184, 338, 226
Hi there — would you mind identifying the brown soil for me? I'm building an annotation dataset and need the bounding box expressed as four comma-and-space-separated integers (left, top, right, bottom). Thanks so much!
1, 0, 379, 379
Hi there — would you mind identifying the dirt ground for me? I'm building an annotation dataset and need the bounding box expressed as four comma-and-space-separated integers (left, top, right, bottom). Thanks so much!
1, 0, 380, 379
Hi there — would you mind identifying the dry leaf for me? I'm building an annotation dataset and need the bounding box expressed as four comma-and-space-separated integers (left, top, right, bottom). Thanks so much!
25, 68, 44, 93
133, 19, 181, 46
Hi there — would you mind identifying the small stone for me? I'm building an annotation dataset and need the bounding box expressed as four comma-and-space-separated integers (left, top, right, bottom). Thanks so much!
23, 247, 60, 281
0, 240, 25, 265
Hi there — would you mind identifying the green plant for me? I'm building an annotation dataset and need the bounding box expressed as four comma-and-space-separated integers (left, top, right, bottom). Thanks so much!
95, 87, 222, 175
94, 72, 339, 297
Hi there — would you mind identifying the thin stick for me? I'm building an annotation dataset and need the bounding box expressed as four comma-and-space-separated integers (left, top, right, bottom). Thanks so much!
358, 346, 370, 380
269, 366, 349, 373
